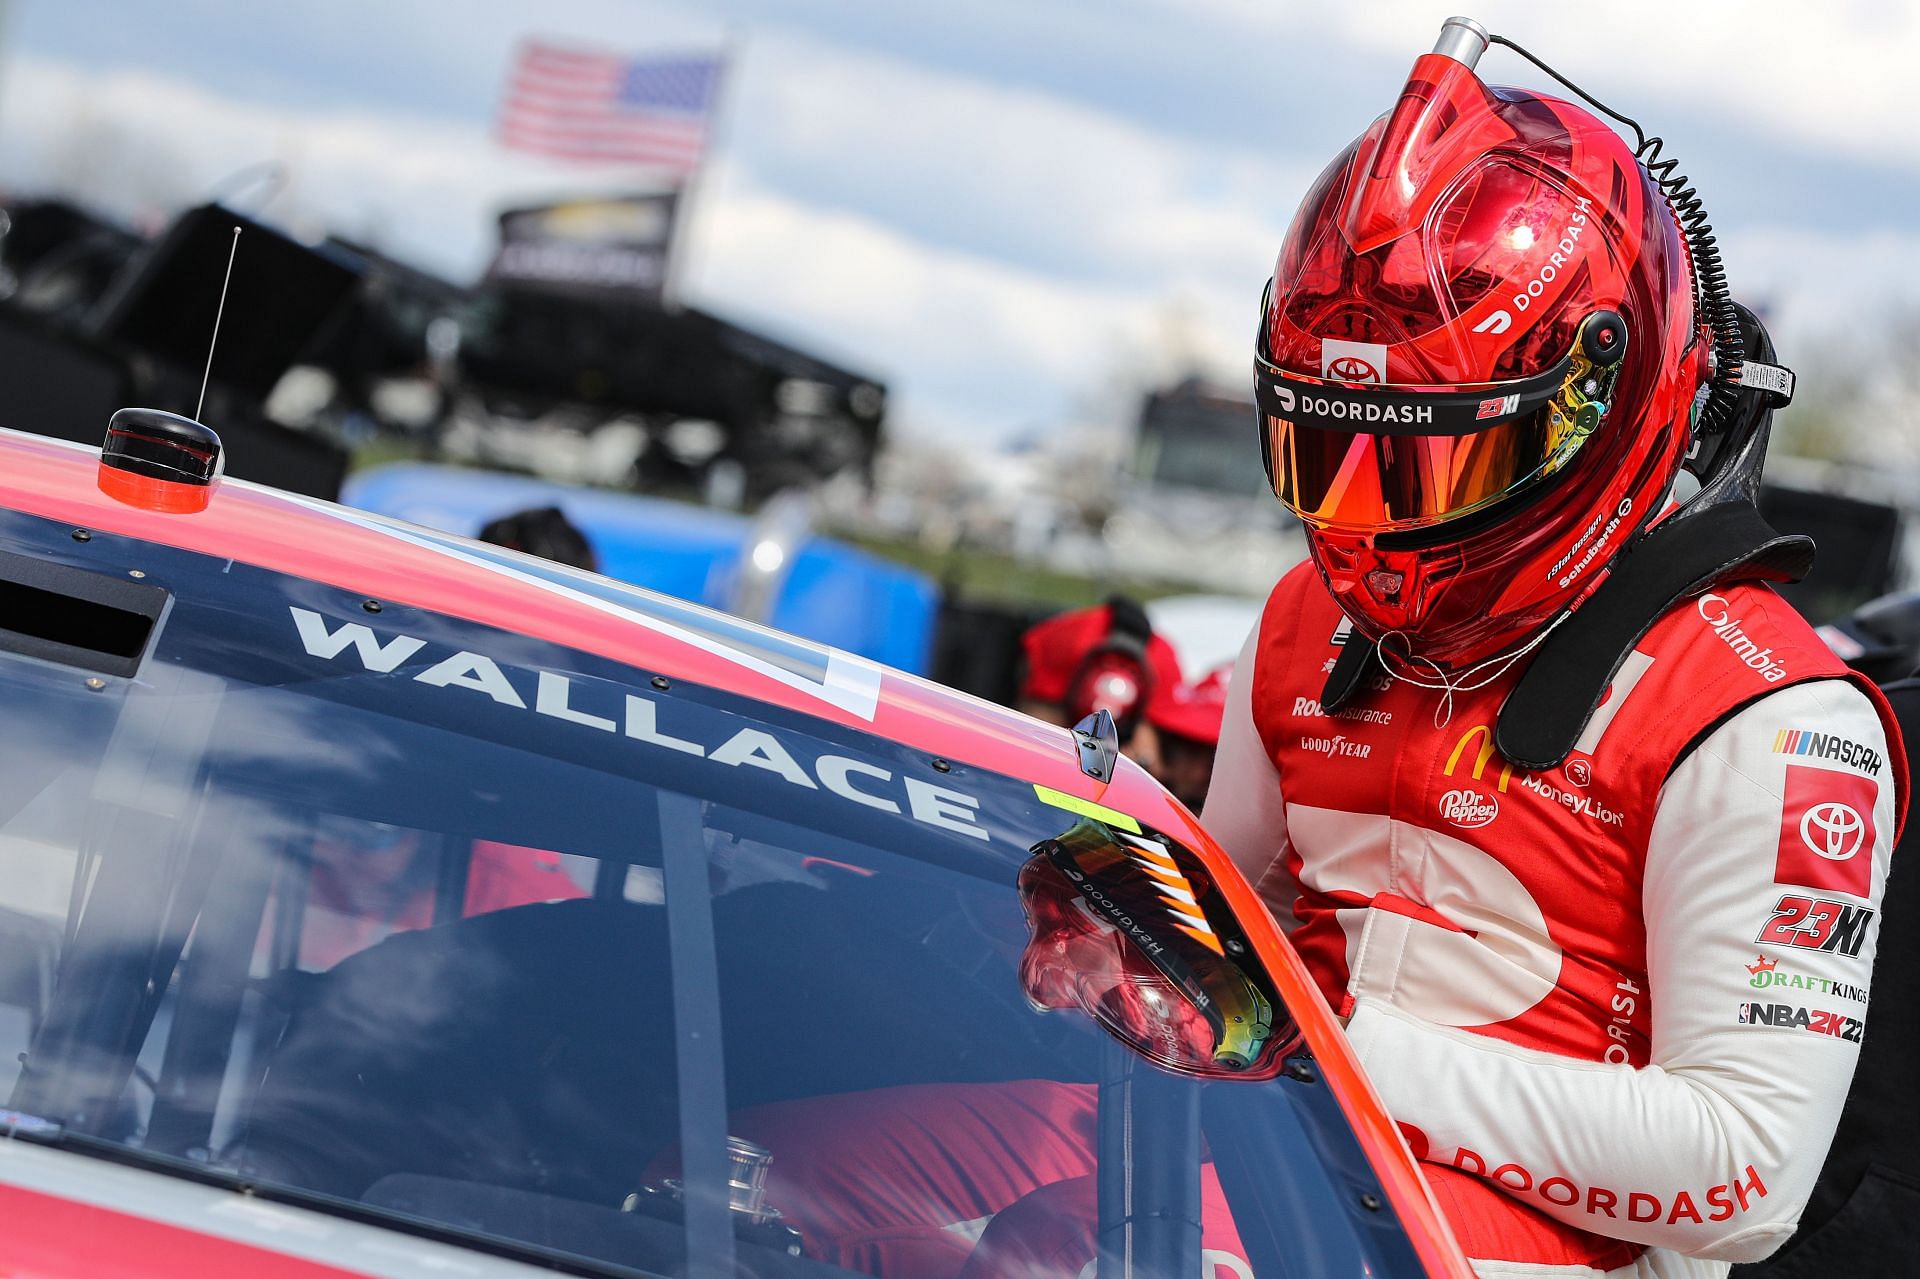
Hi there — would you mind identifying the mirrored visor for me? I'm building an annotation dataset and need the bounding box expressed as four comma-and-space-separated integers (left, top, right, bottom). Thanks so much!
1255, 352, 1592, 533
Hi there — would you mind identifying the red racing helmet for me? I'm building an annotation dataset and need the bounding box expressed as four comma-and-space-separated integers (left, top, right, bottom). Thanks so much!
1256, 19, 1712, 668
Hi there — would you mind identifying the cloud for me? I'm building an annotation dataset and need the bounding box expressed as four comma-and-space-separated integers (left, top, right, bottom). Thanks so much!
729, 27, 1315, 286
3, 2, 1916, 452
0, 45, 1272, 442
691, 178, 1179, 435
0, 55, 529, 277
6, 0, 1331, 286
1165, 0, 1920, 175
1721, 224, 1920, 344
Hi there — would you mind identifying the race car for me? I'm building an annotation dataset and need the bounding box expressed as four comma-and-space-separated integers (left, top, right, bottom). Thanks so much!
0, 407, 1476, 1278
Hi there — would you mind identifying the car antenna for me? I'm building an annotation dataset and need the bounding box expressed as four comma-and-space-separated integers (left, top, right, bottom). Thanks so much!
195, 225, 242, 423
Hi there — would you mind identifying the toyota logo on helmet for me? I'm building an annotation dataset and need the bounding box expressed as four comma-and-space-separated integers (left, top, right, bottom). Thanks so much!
1327, 356, 1379, 381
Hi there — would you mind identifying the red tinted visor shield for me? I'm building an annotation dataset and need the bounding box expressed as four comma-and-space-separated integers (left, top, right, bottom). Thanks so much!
1255, 351, 1579, 533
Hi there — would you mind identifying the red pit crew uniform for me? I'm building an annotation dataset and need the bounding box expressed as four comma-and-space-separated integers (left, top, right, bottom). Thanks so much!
1203, 565, 1905, 1279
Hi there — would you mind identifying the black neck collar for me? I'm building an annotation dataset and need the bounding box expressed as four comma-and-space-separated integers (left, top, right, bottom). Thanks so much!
1319, 500, 1811, 770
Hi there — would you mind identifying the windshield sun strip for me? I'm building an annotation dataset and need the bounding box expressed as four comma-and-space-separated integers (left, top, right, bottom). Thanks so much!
1031, 784, 1142, 834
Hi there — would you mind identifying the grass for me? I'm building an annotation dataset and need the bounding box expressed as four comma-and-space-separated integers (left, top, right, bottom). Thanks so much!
348, 436, 436, 472
837, 531, 1201, 610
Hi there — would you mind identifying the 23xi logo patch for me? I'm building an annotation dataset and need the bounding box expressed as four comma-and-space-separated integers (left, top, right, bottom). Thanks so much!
1756, 894, 1873, 957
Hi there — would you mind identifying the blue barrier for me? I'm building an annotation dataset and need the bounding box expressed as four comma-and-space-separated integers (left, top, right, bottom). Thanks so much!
343, 464, 938, 675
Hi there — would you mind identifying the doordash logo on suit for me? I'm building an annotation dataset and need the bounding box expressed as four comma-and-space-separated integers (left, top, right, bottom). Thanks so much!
1448, 1148, 1769, 1227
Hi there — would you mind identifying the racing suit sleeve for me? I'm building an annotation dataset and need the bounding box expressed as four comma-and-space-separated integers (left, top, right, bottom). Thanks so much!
1341, 677, 1894, 1263
1200, 625, 1299, 929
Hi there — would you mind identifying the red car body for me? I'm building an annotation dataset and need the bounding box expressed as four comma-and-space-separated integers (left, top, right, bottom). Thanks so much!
0, 426, 1473, 1279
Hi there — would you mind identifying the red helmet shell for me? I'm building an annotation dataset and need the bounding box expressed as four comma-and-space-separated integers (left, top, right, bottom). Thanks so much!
1265, 52, 1704, 667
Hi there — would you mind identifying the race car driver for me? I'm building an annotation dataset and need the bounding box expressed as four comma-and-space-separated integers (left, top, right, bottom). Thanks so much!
1199, 19, 1905, 1279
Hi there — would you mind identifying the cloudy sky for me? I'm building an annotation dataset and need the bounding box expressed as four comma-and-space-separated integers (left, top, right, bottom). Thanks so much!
3, 0, 1916, 445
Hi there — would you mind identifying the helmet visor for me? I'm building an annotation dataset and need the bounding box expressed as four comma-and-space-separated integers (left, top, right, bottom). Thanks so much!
1254, 319, 1622, 533
1017, 817, 1293, 1079
1269, 400, 1571, 532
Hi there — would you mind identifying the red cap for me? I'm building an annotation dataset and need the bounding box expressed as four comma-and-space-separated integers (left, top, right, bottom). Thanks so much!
1146, 666, 1230, 747
1018, 603, 1183, 715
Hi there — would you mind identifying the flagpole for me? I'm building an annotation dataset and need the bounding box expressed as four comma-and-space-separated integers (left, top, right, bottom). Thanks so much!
661, 30, 740, 312
0, 0, 12, 133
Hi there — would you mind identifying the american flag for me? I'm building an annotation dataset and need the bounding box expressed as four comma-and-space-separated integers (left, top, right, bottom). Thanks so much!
498, 40, 724, 172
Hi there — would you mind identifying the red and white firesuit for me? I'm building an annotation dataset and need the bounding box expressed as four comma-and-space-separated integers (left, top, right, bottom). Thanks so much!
1203, 564, 1906, 1279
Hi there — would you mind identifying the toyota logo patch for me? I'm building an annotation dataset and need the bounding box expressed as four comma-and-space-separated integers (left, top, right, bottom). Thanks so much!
1320, 338, 1388, 384
1801, 801, 1865, 862
1775, 763, 1878, 897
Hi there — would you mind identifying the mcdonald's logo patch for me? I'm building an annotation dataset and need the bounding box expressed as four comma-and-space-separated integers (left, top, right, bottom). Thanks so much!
1443, 723, 1511, 793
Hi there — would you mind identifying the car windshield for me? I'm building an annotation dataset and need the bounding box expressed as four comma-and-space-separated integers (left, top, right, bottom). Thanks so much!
0, 511, 1424, 1279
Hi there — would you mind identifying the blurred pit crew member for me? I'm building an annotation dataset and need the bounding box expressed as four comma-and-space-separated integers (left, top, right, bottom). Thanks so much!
1142, 666, 1230, 811
1015, 598, 1183, 772
1199, 24, 1905, 1279
478, 504, 598, 571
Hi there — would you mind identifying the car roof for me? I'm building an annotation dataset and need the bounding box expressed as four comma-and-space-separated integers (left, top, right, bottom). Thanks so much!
0, 427, 1182, 833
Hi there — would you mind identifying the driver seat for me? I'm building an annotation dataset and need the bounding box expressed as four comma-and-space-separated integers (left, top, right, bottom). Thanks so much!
954, 1168, 1252, 1279
643, 1080, 1100, 1279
